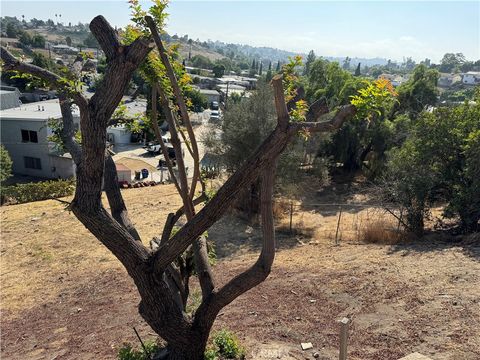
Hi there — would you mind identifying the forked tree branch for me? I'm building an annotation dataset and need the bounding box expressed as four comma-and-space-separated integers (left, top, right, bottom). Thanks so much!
194, 160, 277, 324
153, 89, 355, 272
156, 83, 215, 298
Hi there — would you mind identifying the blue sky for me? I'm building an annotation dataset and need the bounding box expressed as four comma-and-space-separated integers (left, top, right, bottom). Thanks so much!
2, 1, 479, 62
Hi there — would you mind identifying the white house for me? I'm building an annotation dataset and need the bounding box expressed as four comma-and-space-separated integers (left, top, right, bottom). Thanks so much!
462, 71, 480, 85
199, 89, 221, 105
0, 99, 80, 179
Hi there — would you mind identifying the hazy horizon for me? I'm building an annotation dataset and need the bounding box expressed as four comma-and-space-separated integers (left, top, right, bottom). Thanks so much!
1, 1, 479, 63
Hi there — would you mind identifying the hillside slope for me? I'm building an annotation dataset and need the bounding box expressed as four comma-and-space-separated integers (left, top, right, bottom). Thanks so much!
1, 185, 479, 359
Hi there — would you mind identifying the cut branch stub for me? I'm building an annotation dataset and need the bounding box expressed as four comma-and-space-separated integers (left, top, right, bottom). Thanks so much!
89, 15, 121, 61
271, 74, 290, 129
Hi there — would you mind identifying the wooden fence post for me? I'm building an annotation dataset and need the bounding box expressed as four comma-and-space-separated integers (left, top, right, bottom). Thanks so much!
335, 206, 343, 245
289, 202, 294, 235
339, 317, 350, 360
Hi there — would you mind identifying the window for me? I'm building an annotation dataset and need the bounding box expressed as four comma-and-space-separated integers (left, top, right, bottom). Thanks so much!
21, 129, 38, 143
24, 157, 42, 170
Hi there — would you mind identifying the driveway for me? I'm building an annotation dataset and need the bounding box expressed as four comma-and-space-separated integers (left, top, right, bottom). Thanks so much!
111, 111, 210, 182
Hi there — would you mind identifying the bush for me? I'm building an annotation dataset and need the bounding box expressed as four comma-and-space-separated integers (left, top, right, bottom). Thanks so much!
210, 329, 245, 359
117, 340, 160, 360
383, 95, 480, 234
1, 179, 75, 204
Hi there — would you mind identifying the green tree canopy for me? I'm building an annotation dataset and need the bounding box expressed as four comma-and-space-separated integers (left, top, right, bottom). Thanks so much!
212, 64, 225, 78
384, 94, 480, 233
395, 64, 439, 116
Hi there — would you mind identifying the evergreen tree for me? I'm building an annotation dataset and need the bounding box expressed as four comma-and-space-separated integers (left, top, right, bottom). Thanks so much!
354, 62, 361, 76
259, 61, 263, 75
304, 50, 316, 75
276, 60, 281, 72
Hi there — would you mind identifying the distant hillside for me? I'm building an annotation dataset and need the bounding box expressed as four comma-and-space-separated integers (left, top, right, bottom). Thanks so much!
173, 41, 226, 62
172, 36, 389, 66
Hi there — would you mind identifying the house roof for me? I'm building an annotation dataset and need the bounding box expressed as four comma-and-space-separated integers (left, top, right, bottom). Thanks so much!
0, 99, 80, 121
199, 89, 220, 96
115, 163, 131, 171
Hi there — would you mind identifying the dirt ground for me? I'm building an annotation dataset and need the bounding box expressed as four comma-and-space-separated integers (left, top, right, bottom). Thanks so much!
1, 184, 479, 360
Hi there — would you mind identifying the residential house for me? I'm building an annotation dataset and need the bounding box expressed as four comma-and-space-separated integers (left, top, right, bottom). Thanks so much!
438, 73, 462, 88
0, 99, 80, 179
1, 94, 148, 179
377, 73, 406, 87
51, 44, 79, 55
462, 71, 480, 85
199, 89, 221, 106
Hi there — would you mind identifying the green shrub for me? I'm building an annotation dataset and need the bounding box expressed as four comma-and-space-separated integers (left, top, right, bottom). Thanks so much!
117, 340, 159, 360
204, 348, 219, 360
1, 178, 75, 204
212, 329, 245, 359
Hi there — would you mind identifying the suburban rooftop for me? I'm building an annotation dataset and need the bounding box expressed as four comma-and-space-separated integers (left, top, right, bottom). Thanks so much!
0, 96, 146, 121
0, 99, 80, 121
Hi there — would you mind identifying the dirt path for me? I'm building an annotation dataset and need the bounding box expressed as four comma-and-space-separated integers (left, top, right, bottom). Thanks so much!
1, 186, 479, 359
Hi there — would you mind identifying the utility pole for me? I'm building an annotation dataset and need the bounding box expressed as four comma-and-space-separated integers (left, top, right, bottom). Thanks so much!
225, 81, 229, 110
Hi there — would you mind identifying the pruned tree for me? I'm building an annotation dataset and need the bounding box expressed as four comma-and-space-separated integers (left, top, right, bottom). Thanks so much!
0, 10, 356, 360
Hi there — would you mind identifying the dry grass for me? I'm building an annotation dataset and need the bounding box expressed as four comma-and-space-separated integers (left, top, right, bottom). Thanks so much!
1, 184, 480, 359
0, 184, 183, 313
359, 219, 406, 245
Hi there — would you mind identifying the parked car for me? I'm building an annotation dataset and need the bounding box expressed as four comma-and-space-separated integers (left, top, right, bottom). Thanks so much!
211, 101, 219, 110
209, 110, 220, 122
144, 138, 174, 156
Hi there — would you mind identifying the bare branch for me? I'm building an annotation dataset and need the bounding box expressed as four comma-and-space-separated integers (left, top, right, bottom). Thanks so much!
156, 83, 215, 298
160, 193, 207, 245
295, 104, 357, 132
272, 75, 289, 129
156, 84, 192, 202
194, 161, 277, 322
144, 15, 201, 199
49, 197, 72, 206
150, 85, 182, 194
58, 95, 82, 164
